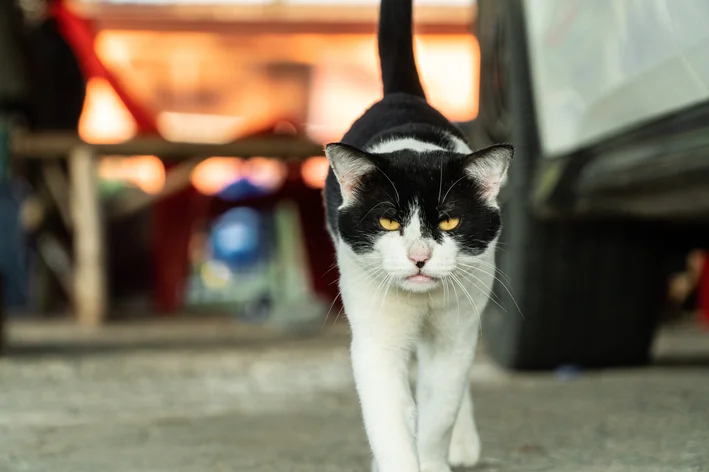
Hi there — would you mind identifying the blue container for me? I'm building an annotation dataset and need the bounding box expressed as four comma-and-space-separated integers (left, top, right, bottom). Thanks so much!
209, 207, 265, 269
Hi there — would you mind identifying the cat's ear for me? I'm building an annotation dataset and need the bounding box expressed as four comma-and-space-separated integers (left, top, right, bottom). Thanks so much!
325, 143, 376, 202
464, 144, 514, 201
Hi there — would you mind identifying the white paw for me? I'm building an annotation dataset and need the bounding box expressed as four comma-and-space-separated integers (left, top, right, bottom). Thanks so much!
448, 428, 481, 467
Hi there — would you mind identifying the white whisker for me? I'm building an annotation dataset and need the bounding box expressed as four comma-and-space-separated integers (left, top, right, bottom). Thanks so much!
441, 174, 467, 205
450, 273, 483, 339
359, 201, 396, 224
375, 167, 400, 204
437, 159, 444, 203
455, 268, 506, 313
459, 262, 523, 319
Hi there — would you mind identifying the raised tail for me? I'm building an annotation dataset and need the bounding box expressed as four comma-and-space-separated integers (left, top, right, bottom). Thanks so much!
378, 0, 426, 98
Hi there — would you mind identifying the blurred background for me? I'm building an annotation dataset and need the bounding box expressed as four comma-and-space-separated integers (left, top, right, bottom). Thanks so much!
0, 0, 480, 324
0, 1, 708, 471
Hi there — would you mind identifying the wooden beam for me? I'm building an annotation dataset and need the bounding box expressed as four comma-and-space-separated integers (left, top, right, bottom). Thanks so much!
69, 146, 107, 327
11, 132, 324, 160
95, 19, 475, 36
75, 3, 476, 31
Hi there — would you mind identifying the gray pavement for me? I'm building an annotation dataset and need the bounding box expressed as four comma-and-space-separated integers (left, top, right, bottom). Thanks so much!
1, 318, 708, 472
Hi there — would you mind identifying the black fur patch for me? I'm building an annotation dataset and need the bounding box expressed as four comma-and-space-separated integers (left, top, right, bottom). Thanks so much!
327, 146, 501, 256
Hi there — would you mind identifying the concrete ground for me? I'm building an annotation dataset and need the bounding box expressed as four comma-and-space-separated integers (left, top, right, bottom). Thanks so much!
1, 318, 708, 472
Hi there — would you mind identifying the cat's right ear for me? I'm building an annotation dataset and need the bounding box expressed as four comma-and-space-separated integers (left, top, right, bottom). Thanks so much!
325, 143, 376, 203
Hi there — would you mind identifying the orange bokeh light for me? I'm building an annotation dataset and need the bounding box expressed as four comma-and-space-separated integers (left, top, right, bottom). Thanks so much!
92, 30, 479, 145
79, 77, 137, 144
191, 157, 289, 195
98, 155, 165, 194
301, 156, 330, 189
191, 157, 244, 196
244, 157, 288, 191
415, 35, 480, 121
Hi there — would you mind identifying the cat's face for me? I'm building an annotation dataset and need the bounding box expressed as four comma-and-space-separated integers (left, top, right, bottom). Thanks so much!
326, 143, 512, 293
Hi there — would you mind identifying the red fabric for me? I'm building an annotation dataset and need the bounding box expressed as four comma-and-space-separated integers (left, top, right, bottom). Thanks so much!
51, 2, 158, 133
153, 184, 208, 313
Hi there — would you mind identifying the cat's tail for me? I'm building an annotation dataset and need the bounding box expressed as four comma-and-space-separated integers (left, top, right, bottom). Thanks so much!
378, 0, 426, 99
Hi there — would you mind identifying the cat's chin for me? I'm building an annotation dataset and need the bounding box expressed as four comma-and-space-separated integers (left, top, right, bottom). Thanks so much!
399, 274, 439, 293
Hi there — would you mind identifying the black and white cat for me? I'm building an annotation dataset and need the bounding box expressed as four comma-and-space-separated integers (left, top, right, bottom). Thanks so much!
323, 0, 513, 470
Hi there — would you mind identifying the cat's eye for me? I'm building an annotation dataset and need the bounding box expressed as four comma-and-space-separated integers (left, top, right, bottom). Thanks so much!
379, 217, 401, 231
439, 217, 460, 231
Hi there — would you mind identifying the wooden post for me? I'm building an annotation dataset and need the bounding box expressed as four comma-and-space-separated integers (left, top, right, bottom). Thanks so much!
69, 146, 106, 326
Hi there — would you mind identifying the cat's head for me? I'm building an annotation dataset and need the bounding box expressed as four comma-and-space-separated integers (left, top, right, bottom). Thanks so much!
326, 142, 513, 293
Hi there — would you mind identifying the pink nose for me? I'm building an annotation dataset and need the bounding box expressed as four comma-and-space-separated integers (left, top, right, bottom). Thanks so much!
409, 246, 432, 269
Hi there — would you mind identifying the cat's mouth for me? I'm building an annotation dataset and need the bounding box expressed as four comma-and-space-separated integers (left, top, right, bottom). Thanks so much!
406, 274, 434, 283
401, 273, 439, 292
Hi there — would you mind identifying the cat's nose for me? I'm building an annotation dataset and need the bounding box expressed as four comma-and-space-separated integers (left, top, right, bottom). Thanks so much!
409, 246, 431, 268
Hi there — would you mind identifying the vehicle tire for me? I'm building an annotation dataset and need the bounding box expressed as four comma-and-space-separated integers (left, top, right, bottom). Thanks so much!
476, 0, 669, 369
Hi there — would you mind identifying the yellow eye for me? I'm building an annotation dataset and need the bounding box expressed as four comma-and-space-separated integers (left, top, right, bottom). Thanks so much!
439, 217, 460, 231
379, 218, 401, 231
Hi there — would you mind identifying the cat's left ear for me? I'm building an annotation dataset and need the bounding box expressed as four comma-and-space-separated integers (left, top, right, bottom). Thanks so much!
464, 144, 514, 201
325, 142, 377, 203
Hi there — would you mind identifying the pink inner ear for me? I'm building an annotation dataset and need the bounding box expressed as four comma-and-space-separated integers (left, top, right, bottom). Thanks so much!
469, 165, 505, 201
342, 180, 357, 196
483, 178, 502, 200
465, 144, 512, 201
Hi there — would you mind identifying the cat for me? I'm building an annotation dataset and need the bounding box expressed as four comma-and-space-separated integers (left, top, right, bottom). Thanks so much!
322, 0, 513, 470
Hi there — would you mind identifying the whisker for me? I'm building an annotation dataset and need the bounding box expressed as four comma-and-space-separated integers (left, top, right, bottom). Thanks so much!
327, 266, 386, 325
448, 276, 461, 328
451, 273, 480, 318
379, 275, 393, 316
437, 159, 444, 204
450, 273, 483, 340
470, 257, 510, 275
441, 175, 467, 205
333, 304, 346, 324
358, 201, 395, 224
458, 260, 513, 286
323, 262, 339, 277
373, 273, 391, 310
375, 167, 401, 204
460, 263, 523, 319
442, 274, 449, 306
455, 268, 507, 313
322, 291, 342, 328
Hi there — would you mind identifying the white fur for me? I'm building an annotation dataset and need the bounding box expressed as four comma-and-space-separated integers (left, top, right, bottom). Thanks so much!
336, 192, 498, 472
368, 138, 446, 154
368, 132, 475, 155
448, 135, 473, 154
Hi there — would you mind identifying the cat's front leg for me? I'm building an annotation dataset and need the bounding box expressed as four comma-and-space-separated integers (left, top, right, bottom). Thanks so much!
416, 318, 479, 472
348, 304, 422, 472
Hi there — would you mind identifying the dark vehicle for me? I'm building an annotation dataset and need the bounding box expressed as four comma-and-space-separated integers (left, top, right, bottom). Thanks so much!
474, 0, 709, 369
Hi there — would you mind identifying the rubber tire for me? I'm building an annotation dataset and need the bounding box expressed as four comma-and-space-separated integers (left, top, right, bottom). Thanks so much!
477, 0, 668, 370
